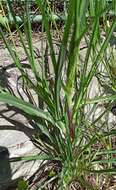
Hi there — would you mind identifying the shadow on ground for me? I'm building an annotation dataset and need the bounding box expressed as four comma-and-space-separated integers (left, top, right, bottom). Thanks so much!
0, 146, 11, 190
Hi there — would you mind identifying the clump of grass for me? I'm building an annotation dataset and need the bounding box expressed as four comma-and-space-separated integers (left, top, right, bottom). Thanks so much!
0, 0, 116, 189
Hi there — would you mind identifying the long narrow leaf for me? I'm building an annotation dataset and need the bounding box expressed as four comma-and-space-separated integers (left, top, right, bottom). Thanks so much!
0, 90, 54, 124
36, 0, 57, 71
55, 0, 76, 116
10, 152, 59, 162
83, 94, 116, 105
92, 159, 116, 164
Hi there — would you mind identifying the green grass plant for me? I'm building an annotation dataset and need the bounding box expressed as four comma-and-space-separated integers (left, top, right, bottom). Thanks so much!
0, 0, 116, 189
